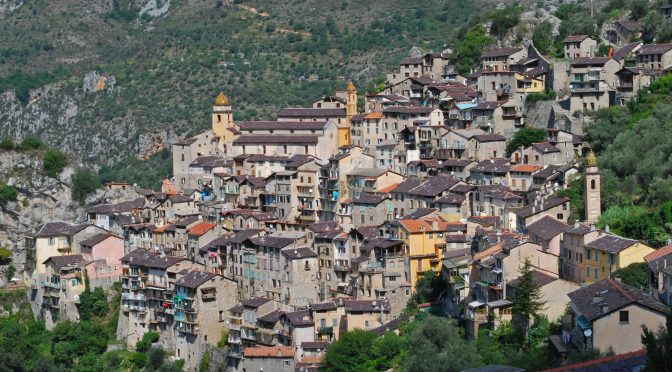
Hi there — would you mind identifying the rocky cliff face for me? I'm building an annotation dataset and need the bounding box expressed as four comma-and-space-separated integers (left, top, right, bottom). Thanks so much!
0, 82, 175, 166
0, 150, 137, 284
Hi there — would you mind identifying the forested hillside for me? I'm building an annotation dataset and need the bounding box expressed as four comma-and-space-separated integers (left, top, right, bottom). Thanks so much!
0, 0, 478, 185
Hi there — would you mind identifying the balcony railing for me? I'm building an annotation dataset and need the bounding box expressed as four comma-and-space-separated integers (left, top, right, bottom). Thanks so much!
317, 326, 334, 334
122, 293, 146, 301
334, 264, 350, 272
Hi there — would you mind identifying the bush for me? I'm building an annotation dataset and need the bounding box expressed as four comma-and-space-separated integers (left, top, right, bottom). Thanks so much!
71, 168, 99, 204
0, 139, 14, 151
199, 350, 210, 372
5, 265, 16, 281
489, 6, 522, 37
17, 135, 44, 150
136, 332, 160, 353
505, 127, 547, 157
0, 248, 12, 265
43, 149, 68, 178
0, 184, 18, 204
526, 90, 557, 102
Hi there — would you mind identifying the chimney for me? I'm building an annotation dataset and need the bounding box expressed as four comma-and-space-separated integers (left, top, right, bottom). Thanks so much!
665, 259, 667, 270
600, 303, 609, 313
574, 221, 580, 229
590, 224, 596, 232
592, 292, 603, 304
605, 224, 610, 233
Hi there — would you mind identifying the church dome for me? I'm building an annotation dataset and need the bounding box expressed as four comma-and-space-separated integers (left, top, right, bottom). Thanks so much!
346, 81, 356, 93
214, 92, 230, 106
586, 149, 597, 167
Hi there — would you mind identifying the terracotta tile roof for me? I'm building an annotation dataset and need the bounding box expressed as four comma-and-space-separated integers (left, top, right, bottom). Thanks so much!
364, 111, 383, 119
378, 183, 400, 193
243, 345, 294, 358
644, 244, 672, 263
510, 165, 543, 173
473, 242, 504, 261
398, 218, 455, 233
544, 349, 646, 372
187, 222, 216, 237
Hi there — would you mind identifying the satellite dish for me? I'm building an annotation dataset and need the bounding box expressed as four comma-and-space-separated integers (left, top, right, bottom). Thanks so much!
583, 329, 592, 337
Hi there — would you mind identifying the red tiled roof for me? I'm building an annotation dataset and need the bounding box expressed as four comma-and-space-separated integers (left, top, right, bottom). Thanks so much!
243, 346, 294, 358
510, 165, 542, 173
543, 349, 646, 371
187, 222, 216, 237
645, 244, 672, 262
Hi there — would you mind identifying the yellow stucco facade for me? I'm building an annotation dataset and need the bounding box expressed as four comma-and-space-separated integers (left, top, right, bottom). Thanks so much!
584, 242, 655, 284
398, 219, 447, 289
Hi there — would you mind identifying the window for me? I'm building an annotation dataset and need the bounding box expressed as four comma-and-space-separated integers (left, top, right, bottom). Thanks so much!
619, 310, 629, 324
586, 265, 591, 277
594, 268, 599, 278
48, 238, 55, 246
591, 179, 596, 189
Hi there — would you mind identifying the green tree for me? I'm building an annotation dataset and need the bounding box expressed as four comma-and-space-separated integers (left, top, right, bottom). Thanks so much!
510, 258, 546, 336
51, 321, 109, 367
136, 332, 161, 353
366, 332, 409, 370
78, 287, 109, 321
0, 247, 12, 264
612, 262, 649, 289
149, 347, 166, 370
505, 127, 546, 157
452, 25, 493, 75
532, 20, 554, 55
198, 350, 210, 372
629, 0, 650, 21
322, 329, 377, 372
43, 149, 68, 178
489, 6, 522, 37
641, 311, 672, 371
405, 316, 481, 371
0, 184, 18, 204
71, 168, 99, 204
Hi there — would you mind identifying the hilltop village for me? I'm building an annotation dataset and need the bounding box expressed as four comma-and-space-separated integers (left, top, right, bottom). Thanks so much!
19, 32, 672, 371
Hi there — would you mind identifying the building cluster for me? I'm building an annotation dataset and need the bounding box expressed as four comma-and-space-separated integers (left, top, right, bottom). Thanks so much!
20, 29, 672, 371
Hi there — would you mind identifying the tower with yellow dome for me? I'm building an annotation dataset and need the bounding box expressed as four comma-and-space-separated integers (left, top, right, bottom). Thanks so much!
338, 81, 358, 147
585, 149, 601, 223
212, 92, 235, 154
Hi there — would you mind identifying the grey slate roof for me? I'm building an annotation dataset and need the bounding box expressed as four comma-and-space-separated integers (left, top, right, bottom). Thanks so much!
514, 197, 569, 218
87, 197, 145, 214
531, 142, 560, 153
79, 233, 117, 247
482, 47, 523, 58
312, 301, 338, 311
43, 254, 87, 268
585, 234, 639, 254
568, 279, 668, 322
175, 271, 218, 289
250, 236, 297, 249
144, 256, 186, 269
352, 194, 387, 205
526, 216, 569, 240
36, 222, 90, 238
508, 270, 558, 288
344, 299, 391, 313
238, 121, 328, 131
241, 297, 272, 308
390, 178, 424, 193
407, 175, 460, 197
382, 106, 434, 114
281, 247, 318, 259
283, 309, 314, 326
471, 158, 511, 173
278, 108, 345, 117
233, 135, 319, 144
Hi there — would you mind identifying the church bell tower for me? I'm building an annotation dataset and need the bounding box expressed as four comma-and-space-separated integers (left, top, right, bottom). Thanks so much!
585, 149, 601, 224
339, 81, 357, 147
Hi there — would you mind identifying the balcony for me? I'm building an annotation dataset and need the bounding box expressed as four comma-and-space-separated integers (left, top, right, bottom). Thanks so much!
317, 326, 334, 334
228, 334, 241, 344
42, 281, 61, 289
122, 293, 146, 301
228, 318, 242, 331
146, 280, 167, 289
334, 264, 350, 272
228, 350, 243, 359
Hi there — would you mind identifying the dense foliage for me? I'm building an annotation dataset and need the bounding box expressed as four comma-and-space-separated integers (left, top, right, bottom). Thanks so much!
0, 183, 18, 204
43, 149, 68, 178
553, 74, 672, 246
611, 262, 649, 289
505, 127, 546, 157
0, 247, 13, 265
71, 168, 99, 204
642, 311, 672, 371
510, 259, 547, 336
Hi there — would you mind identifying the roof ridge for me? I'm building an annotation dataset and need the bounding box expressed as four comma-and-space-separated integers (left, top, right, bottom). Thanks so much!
608, 278, 635, 303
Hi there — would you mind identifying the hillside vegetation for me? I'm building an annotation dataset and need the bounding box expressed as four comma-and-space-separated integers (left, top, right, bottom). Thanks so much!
0, 0, 479, 185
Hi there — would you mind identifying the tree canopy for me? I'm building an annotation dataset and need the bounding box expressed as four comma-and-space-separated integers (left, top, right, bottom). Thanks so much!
642, 311, 672, 371
505, 127, 546, 157
510, 258, 546, 336
611, 262, 649, 289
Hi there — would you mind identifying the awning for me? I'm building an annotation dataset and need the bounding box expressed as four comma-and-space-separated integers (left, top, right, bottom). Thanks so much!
487, 299, 512, 309
467, 300, 485, 308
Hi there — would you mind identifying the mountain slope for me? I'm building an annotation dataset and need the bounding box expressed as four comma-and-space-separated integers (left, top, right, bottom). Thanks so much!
0, 0, 478, 175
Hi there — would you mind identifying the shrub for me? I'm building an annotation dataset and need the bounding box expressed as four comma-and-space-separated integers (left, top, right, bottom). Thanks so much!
526, 90, 557, 102
136, 332, 160, 353
0, 247, 12, 264
0, 139, 14, 151
43, 149, 68, 178
0, 184, 18, 204
71, 169, 99, 204
18, 135, 44, 150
